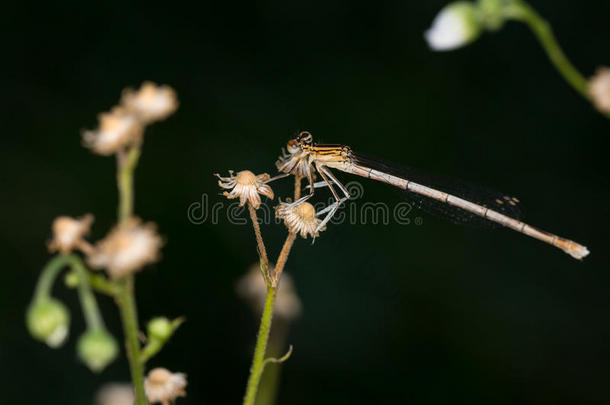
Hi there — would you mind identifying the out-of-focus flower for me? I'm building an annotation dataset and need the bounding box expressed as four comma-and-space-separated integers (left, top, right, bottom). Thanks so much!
425, 2, 481, 51
121, 82, 179, 124
88, 218, 163, 279
83, 108, 143, 155
237, 264, 302, 320
216, 170, 274, 209
275, 201, 324, 239
144, 367, 187, 405
589, 67, 610, 113
77, 329, 119, 372
95, 383, 134, 405
48, 214, 94, 254
26, 298, 70, 348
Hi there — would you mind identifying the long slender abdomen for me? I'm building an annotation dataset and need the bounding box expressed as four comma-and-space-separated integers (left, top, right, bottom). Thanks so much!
346, 164, 589, 259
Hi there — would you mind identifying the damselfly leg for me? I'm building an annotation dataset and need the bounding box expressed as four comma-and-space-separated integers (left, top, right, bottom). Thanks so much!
313, 164, 350, 232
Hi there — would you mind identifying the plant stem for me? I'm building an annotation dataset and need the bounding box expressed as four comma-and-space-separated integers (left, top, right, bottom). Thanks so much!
117, 277, 147, 405
272, 233, 297, 288
118, 147, 141, 223
508, 0, 588, 98
33, 255, 73, 301
68, 255, 104, 330
116, 145, 147, 405
243, 285, 277, 405
248, 203, 269, 269
88, 273, 119, 296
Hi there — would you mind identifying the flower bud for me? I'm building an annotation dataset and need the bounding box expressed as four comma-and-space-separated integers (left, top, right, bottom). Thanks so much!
147, 317, 172, 341
64, 271, 79, 288
26, 298, 70, 348
77, 330, 119, 372
425, 2, 482, 51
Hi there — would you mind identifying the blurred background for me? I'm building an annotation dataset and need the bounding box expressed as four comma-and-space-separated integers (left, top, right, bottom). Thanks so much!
1, 0, 609, 403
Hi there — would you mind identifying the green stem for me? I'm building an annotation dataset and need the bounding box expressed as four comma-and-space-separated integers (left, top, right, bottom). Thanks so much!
115, 144, 147, 405
118, 147, 141, 223
117, 277, 147, 405
68, 255, 104, 330
88, 273, 119, 296
508, 0, 588, 98
33, 255, 73, 301
243, 286, 277, 405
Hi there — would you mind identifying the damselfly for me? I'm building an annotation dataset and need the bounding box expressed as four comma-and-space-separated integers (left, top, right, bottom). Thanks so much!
274, 131, 589, 260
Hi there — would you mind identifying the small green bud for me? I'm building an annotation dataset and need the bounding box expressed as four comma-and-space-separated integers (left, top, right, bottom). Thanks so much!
147, 317, 173, 341
26, 298, 70, 348
77, 329, 119, 372
64, 271, 79, 288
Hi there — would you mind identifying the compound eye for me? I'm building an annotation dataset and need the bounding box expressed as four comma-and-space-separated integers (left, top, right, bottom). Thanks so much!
298, 131, 313, 145
287, 139, 299, 153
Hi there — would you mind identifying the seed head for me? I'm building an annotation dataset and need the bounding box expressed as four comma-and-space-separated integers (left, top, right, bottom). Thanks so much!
121, 82, 179, 124
48, 214, 94, 254
83, 108, 143, 155
144, 367, 187, 405
87, 218, 163, 279
216, 170, 274, 209
275, 201, 324, 239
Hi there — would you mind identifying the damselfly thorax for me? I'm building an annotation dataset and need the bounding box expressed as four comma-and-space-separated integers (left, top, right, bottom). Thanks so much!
274, 131, 589, 260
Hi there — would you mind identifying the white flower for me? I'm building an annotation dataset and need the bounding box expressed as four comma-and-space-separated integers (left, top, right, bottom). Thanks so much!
237, 264, 302, 320
121, 81, 179, 124
275, 201, 324, 239
589, 67, 610, 113
95, 383, 134, 405
425, 2, 481, 51
144, 368, 187, 405
216, 170, 274, 209
48, 214, 94, 254
88, 218, 163, 279
83, 108, 143, 155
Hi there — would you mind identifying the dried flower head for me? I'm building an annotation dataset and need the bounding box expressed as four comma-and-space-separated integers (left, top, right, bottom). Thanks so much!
144, 367, 187, 405
216, 170, 274, 209
589, 67, 610, 113
121, 82, 179, 124
48, 214, 94, 254
237, 263, 302, 320
95, 383, 134, 405
83, 108, 143, 155
88, 218, 163, 279
276, 201, 324, 239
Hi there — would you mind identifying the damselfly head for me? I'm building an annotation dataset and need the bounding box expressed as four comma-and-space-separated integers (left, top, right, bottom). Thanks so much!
286, 139, 299, 154
296, 131, 313, 147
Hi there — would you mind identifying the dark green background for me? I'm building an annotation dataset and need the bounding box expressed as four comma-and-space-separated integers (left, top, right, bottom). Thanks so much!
2, 1, 609, 404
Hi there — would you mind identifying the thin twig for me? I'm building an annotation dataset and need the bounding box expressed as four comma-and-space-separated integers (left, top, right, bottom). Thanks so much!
248, 202, 270, 279
272, 232, 297, 288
